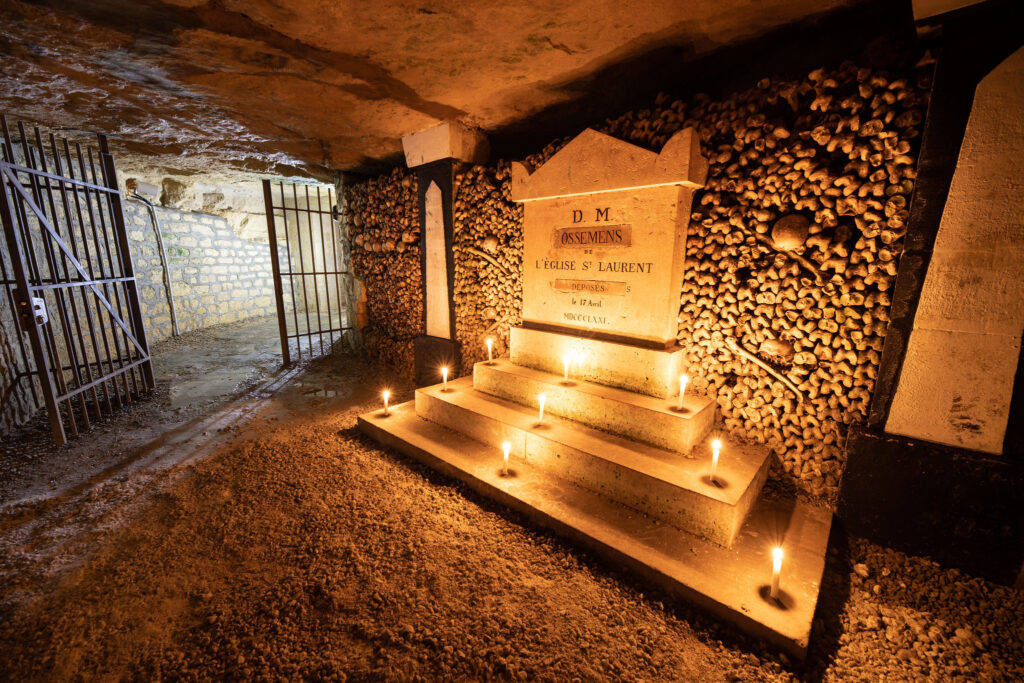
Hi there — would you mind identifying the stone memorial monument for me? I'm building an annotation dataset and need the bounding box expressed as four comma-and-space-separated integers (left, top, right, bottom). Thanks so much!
507, 127, 707, 397
361, 126, 830, 658
401, 120, 489, 385
513, 127, 706, 346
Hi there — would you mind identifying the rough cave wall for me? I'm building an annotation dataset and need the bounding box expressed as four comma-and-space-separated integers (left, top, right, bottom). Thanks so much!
123, 201, 277, 342
343, 60, 931, 499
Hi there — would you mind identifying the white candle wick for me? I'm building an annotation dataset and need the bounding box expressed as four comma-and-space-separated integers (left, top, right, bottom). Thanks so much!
382, 390, 390, 416
502, 441, 511, 476
442, 366, 448, 391
486, 337, 493, 362
538, 394, 546, 423
678, 374, 689, 410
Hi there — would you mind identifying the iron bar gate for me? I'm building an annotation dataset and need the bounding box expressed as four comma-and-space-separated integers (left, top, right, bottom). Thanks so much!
262, 180, 352, 365
0, 115, 152, 445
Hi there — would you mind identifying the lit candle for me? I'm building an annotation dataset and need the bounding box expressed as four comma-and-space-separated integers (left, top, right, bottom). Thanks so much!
382, 390, 390, 416
711, 438, 721, 482
442, 366, 449, 391
502, 441, 511, 476
538, 394, 546, 423
677, 374, 689, 410
486, 337, 494, 362
563, 353, 571, 381
770, 547, 783, 599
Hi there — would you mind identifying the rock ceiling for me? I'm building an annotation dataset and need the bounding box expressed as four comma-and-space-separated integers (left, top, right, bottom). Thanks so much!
0, 0, 872, 180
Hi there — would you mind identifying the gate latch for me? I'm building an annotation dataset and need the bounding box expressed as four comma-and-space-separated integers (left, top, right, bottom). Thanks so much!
13, 289, 47, 330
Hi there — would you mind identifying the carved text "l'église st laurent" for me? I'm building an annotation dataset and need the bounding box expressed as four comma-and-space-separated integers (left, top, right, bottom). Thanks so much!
535, 258, 653, 274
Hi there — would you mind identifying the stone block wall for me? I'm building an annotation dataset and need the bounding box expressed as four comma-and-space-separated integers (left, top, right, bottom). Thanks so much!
123, 201, 277, 342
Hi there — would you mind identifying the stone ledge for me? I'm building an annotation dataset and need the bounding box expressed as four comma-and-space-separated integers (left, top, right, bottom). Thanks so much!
474, 359, 715, 455
510, 326, 684, 399
416, 377, 768, 546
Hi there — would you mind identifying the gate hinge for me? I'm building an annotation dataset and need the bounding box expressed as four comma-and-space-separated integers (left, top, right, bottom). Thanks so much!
13, 288, 48, 330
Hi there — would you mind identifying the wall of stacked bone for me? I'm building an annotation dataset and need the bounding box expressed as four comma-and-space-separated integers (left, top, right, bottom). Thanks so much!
343, 170, 423, 377
342, 60, 931, 500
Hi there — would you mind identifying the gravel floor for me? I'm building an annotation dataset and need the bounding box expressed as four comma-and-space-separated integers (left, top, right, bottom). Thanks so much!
1, 336, 1022, 680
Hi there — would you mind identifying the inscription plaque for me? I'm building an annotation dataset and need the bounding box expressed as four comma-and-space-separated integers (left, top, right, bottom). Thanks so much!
510, 128, 708, 346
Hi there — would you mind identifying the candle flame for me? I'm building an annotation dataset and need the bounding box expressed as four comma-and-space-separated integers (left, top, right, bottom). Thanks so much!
538, 394, 546, 407
502, 441, 511, 456
382, 390, 390, 401
772, 546, 784, 562
712, 438, 721, 452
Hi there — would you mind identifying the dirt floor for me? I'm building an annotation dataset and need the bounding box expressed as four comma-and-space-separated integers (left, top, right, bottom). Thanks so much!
1, 315, 1022, 681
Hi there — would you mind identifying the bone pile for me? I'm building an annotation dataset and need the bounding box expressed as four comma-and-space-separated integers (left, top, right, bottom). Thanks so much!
344, 168, 422, 373
451, 161, 525, 368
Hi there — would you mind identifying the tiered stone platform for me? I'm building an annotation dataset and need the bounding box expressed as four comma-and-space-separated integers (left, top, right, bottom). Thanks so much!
358, 329, 832, 658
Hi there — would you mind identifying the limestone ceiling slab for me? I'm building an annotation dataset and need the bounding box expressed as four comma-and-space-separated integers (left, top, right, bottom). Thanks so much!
0, 0, 865, 179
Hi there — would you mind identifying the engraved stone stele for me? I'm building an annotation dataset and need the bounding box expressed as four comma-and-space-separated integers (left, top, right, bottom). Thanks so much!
423, 181, 450, 339
401, 120, 488, 384
510, 127, 708, 346
507, 127, 708, 397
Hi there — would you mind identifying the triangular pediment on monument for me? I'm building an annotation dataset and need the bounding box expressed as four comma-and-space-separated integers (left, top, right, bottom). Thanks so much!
509, 127, 708, 202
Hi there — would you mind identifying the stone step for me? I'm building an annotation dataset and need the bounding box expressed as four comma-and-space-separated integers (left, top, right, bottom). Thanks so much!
358, 401, 832, 660
416, 377, 769, 547
510, 325, 685, 398
474, 359, 716, 455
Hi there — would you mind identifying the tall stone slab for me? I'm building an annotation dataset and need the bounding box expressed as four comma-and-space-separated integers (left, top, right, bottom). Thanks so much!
422, 180, 450, 339
508, 127, 708, 396
402, 120, 488, 385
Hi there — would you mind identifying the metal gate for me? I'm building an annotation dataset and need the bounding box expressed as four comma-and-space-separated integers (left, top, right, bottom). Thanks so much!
262, 180, 352, 365
0, 115, 152, 445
